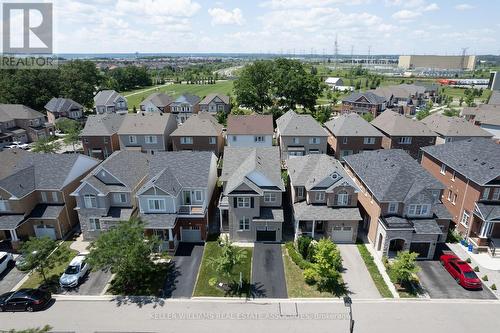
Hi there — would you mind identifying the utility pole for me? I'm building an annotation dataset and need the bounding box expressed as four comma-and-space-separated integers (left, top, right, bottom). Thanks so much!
367, 45, 371, 66
350, 45, 354, 66
334, 34, 339, 69
461, 47, 469, 70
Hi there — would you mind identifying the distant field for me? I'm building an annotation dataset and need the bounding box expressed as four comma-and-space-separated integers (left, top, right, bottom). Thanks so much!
440, 86, 491, 101
124, 80, 234, 109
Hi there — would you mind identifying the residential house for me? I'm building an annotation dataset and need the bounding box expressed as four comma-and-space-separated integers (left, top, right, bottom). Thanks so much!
324, 113, 384, 160
344, 149, 451, 259
371, 110, 437, 160
94, 90, 128, 114
288, 154, 362, 243
44, 98, 84, 125
81, 114, 126, 160
0, 104, 55, 149
461, 104, 500, 142
341, 91, 387, 118
72, 151, 150, 240
226, 115, 274, 147
0, 150, 99, 248
218, 147, 285, 242
139, 92, 174, 113
372, 84, 428, 116
117, 112, 177, 154
169, 94, 201, 124
137, 151, 218, 251
420, 139, 500, 255
489, 91, 500, 105
325, 77, 344, 88
421, 113, 493, 144
276, 110, 328, 160
170, 113, 224, 156
199, 93, 231, 114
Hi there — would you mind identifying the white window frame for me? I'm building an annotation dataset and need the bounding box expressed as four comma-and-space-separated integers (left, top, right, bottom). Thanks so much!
41, 192, 48, 203
363, 137, 375, 144
89, 218, 101, 231
493, 188, 500, 201
388, 202, 398, 214
296, 187, 304, 197
460, 210, 470, 227
238, 216, 250, 231
451, 170, 455, 182
114, 193, 127, 203
83, 194, 97, 208
232, 135, 237, 142
264, 192, 277, 203
51, 192, 58, 202
398, 137, 412, 144
292, 137, 300, 144
148, 198, 166, 212
181, 137, 193, 144
237, 197, 251, 208
309, 137, 320, 144
337, 192, 349, 206
482, 188, 490, 200
315, 192, 325, 202
209, 137, 217, 144
408, 204, 430, 217
254, 136, 264, 142
128, 136, 137, 144
194, 190, 203, 202
145, 135, 157, 144
0, 200, 8, 212
440, 163, 446, 175
452, 193, 457, 205
342, 137, 348, 144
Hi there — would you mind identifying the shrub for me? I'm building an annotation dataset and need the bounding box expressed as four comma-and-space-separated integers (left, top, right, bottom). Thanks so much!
491, 284, 497, 291
303, 268, 319, 285
313, 239, 343, 272
285, 242, 313, 270
297, 236, 312, 259
482, 275, 488, 282
306, 240, 318, 263
382, 256, 390, 269
390, 251, 419, 285
208, 277, 218, 287
474, 266, 480, 272
466, 258, 472, 263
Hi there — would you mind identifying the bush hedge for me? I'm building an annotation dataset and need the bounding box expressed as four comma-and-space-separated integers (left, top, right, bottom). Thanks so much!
285, 242, 313, 270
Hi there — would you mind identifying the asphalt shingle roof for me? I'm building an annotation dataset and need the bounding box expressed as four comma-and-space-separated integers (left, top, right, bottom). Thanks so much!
227, 115, 274, 135
170, 113, 223, 136
0, 104, 46, 121
81, 113, 126, 136
372, 110, 437, 137
476, 203, 500, 221
199, 93, 230, 105
117, 112, 176, 135
324, 113, 383, 137
421, 138, 500, 186
421, 113, 493, 137
461, 104, 500, 126
171, 94, 201, 105
489, 91, 500, 105
276, 110, 328, 137
44, 98, 83, 113
372, 84, 426, 100
293, 201, 361, 221
139, 212, 177, 229
342, 91, 387, 104
140, 92, 174, 108
411, 219, 442, 234
94, 90, 123, 106
0, 215, 25, 230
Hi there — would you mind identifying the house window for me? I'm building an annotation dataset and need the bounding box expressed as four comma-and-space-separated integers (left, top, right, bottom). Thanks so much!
84, 138, 89, 144
408, 204, 430, 216
254, 136, 264, 142
114, 193, 127, 203
89, 218, 101, 231
194, 190, 203, 202
148, 199, 165, 212
128, 136, 137, 144
388, 202, 398, 214
232, 136, 237, 142
83, 195, 97, 208
145, 135, 157, 144
0, 200, 8, 212
460, 210, 470, 227
342, 137, 348, 144
209, 137, 217, 144
217, 105, 224, 112
264, 192, 277, 203
363, 137, 375, 144
452, 193, 457, 205
181, 137, 193, 144
445, 137, 453, 143
315, 192, 325, 202
482, 188, 490, 200
309, 137, 320, 144
238, 217, 250, 231
237, 197, 251, 208
296, 187, 304, 197
51, 192, 58, 202
337, 192, 349, 206
440, 164, 446, 175
103, 137, 108, 144
398, 137, 412, 144
451, 171, 455, 181
493, 188, 500, 201
41, 192, 48, 203
292, 137, 300, 144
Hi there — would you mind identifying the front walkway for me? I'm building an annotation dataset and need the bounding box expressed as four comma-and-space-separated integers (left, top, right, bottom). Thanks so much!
338, 244, 381, 299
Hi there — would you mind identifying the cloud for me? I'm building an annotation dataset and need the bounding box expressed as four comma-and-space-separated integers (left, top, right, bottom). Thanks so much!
423, 3, 439, 11
392, 9, 421, 20
260, 0, 369, 9
208, 7, 245, 25
455, 4, 474, 11
391, 2, 438, 21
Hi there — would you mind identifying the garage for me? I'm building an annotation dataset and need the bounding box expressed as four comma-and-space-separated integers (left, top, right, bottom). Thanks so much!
256, 230, 276, 242
410, 242, 431, 259
181, 227, 202, 242
34, 225, 56, 240
331, 226, 353, 243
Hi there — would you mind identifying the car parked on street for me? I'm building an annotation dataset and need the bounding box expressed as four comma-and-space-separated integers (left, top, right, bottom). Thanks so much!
440, 252, 482, 290
5, 141, 30, 150
0, 289, 52, 312
59, 254, 90, 289
0, 252, 14, 275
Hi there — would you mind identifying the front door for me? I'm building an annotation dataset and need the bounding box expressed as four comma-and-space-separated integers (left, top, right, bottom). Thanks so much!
183, 191, 191, 205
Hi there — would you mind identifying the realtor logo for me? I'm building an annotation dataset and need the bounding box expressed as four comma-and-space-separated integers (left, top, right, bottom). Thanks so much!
2, 2, 53, 54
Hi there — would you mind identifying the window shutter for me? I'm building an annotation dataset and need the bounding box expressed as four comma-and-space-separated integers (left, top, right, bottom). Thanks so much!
251, 197, 254, 208
234, 198, 237, 208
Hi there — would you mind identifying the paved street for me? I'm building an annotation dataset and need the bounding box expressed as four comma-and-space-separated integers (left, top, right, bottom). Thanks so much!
338, 244, 381, 299
1, 298, 500, 333
251, 243, 287, 298
164, 243, 204, 298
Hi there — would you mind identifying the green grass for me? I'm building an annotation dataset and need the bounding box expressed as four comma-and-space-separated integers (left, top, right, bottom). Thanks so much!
193, 241, 252, 297
21, 241, 78, 291
282, 245, 330, 298
356, 242, 393, 298
440, 86, 491, 101
124, 80, 235, 110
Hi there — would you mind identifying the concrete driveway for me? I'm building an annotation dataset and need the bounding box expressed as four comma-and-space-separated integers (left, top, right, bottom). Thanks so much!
338, 244, 381, 299
417, 261, 497, 299
60, 270, 113, 296
251, 243, 287, 298
164, 242, 204, 298
0, 265, 27, 294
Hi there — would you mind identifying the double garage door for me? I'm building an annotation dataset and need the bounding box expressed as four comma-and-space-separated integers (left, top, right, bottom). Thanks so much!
331, 226, 353, 243
34, 225, 56, 240
181, 227, 202, 242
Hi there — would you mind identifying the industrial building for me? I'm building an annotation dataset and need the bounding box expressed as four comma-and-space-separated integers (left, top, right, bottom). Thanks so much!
398, 55, 476, 71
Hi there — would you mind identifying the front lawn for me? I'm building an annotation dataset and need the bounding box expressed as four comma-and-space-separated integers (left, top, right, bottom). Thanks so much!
193, 241, 252, 297
356, 242, 393, 298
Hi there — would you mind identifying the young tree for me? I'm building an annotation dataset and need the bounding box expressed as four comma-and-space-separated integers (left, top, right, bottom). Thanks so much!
416, 109, 430, 120
20, 237, 70, 285
390, 251, 419, 285
56, 118, 80, 134
63, 126, 81, 153
31, 137, 61, 153
313, 105, 332, 124
362, 112, 374, 122
209, 235, 247, 279
311, 239, 344, 295
86, 218, 160, 294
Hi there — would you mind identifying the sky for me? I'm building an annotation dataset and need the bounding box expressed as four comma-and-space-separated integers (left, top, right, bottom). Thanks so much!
2, 0, 500, 55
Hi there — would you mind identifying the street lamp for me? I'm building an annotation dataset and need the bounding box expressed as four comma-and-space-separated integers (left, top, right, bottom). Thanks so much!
343, 296, 354, 333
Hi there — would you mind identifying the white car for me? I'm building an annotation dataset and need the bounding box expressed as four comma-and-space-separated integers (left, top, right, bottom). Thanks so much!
0, 252, 14, 275
6, 141, 30, 150
59, 255, 90, 288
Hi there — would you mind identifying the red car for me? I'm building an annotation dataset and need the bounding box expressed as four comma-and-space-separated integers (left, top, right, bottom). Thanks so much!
440, 253, 482, 290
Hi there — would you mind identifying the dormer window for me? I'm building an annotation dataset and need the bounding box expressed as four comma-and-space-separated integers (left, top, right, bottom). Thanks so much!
337, 191, 349, 206
388, 202, 398, 214
408, 204, 430, 217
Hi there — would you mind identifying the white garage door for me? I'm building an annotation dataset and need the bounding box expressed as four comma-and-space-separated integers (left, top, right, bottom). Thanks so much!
181, 227, 202, 242
331, 226, 353, 243
34, 225, 56, 240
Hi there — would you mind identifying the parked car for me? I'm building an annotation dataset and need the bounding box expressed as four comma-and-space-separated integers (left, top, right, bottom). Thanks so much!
15, 251, 37, 271
0, 252, 14, 275
6, 141, 29, 150
440, 252, 482, 290
59, 254, 90, 289
0, 289, 52, 312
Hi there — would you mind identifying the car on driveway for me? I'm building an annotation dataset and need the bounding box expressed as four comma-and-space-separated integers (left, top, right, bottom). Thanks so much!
0, 289, 52, 312
440, 252, 482, 290
0, 252, 14, 275
59, 254, 90, 289
5, 141, 29, 150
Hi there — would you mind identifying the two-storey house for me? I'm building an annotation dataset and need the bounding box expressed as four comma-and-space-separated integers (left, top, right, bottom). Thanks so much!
421, 139, 500, 255
288, 154, 362, 243
341, 91, 387, 118
372, 84, 428, 116
0, 150, 98, 249
117, 112, 177, 154
324, 113, 384, 160
421, 113, 492, 144
139, 92, 174, 113
461, 104, 500, 142
276, 110, 328, 160
371, 110, 437, 160
169, 94, 201, 124
94, 90, 128, 114
226, 115, 274, 148
44, 98, 84, 125
170, 113, 224, 156
137, 151, 218, 252
199, 94, 231, 114
344, 150, 451, 259
72, 151, 150, 240
218, 147, 285, 242
81, 114, 126, 160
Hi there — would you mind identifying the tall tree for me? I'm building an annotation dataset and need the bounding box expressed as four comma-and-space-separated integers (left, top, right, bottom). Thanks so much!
59, 60, 102, 109
234, 60, 274, 113
31, 138, 61, 153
